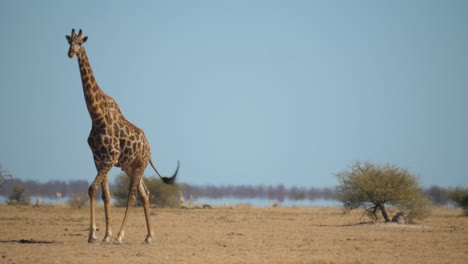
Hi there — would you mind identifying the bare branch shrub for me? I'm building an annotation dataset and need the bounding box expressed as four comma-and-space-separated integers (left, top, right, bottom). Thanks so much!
0, 165, 13, 188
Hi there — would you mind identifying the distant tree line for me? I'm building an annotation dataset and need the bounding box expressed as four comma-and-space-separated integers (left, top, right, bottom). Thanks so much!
0, 179, 89, 198
0, 177, 454, 206
180, 183, 337, 202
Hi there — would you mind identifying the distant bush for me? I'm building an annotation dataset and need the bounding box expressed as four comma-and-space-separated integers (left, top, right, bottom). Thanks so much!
113, 174, 132, 207
113, 173, 180, 208
7, 185, 31, 205
68, 193, 89, 208
145, 177, 180, 208
448, 186, 468, 216
336, 161, 431, 223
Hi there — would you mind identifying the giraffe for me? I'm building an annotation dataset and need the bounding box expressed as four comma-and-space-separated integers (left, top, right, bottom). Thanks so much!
65, 29, 179, 244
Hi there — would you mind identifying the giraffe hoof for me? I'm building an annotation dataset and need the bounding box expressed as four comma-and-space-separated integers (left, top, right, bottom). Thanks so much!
144, 236, 153, 244
88, 237, 97, 244
102, 237, 111, 244
114, 238, 122, 245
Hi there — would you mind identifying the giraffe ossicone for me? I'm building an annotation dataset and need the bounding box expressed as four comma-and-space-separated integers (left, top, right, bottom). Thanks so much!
66, 28, 180, 244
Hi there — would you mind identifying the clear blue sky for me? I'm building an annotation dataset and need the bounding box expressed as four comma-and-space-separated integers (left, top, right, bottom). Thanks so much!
0, 1, 467, 188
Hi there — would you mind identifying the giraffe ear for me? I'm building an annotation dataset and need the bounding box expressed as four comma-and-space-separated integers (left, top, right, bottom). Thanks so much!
82, 36, 88, 43
65, 35, 71, 42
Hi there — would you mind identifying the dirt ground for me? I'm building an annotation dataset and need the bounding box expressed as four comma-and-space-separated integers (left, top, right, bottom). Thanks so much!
0, 204, 467, 264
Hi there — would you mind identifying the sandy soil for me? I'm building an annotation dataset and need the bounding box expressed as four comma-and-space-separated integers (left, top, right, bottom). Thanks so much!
0, 205, 467, 263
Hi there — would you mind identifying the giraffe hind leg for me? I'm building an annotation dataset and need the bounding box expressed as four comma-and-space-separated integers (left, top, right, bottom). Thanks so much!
138, 180, 154, 243
114, 168, 143, 244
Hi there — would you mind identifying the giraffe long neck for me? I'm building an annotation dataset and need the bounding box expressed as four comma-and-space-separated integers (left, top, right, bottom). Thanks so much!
77, 48, 105, 121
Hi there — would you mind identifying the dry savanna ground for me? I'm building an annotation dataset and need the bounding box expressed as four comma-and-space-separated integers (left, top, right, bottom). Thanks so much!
0, 204, 467, 264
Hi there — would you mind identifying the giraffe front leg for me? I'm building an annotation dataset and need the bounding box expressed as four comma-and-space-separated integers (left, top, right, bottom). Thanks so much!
88, 180, 99, 243
101, 178, 112, 243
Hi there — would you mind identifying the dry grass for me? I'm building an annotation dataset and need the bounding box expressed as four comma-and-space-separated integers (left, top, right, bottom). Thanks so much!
0, 205, 467, 263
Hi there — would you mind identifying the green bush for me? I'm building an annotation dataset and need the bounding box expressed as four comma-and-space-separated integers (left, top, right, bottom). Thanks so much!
336, 161, 431, 223
145, 177, 180, 208
448, 186, 468, 216
113, 173, 180, 208
7, 185, 31, 205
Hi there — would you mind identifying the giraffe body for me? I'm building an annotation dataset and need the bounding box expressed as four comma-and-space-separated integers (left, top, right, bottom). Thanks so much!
66, 29, 179, 244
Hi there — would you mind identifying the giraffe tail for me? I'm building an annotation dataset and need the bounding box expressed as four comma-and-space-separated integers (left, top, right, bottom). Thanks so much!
149, 160, 179, 184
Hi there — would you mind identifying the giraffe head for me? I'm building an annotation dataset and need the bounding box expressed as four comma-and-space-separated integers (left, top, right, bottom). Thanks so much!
65, 29, 88, 58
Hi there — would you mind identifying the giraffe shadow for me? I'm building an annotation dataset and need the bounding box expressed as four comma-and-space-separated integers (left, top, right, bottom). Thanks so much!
312, 221, 376, 227
0, 239, 60, 244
